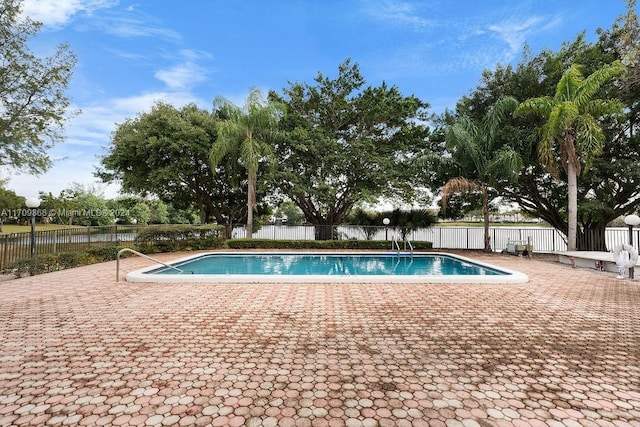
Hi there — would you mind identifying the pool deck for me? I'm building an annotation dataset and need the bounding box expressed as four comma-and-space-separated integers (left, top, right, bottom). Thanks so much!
0, 250, 639, 426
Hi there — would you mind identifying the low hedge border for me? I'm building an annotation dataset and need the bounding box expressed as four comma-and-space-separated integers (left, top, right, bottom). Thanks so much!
227, 239, 433, 250
7, 247, 123, 277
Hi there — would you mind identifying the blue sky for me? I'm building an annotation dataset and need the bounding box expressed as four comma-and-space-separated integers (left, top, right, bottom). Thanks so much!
4, 0, 629, 200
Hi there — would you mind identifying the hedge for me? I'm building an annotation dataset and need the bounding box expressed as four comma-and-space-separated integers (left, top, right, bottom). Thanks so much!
8, 248, 121, 277
227, 239, 433, 250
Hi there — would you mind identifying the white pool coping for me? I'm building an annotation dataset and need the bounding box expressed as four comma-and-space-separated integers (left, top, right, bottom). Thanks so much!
125, 251, 529, 284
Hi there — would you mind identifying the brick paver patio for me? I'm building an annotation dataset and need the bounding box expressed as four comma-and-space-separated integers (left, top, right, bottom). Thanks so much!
0, 251, 638, 426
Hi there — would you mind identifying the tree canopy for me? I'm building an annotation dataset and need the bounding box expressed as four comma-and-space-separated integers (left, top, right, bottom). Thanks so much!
268, 59, 433, 239
93, 5, 640, 252
454, 29, 639, 250
97, 103, 250, 232
0, 0, 76, 173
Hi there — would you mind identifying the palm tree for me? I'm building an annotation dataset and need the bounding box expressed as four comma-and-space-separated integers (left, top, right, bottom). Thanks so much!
210, 88, 282, 238
515, 62, 623, 251
443, 96, 522, 252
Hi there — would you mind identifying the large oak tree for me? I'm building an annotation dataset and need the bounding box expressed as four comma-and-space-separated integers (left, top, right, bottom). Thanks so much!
269, 60, 432, 239
98, 103, 252, 235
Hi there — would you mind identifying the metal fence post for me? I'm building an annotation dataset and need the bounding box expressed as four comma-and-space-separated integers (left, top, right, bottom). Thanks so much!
2, 234, 8, 271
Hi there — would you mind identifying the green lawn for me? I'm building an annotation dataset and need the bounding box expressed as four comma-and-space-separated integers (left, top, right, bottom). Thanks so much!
0, 224, 80, 234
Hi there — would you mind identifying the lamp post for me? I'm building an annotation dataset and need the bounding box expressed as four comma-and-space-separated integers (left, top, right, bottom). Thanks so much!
623, 214, 640, 279
25, 198, 40, 257
383, 217, 390, 241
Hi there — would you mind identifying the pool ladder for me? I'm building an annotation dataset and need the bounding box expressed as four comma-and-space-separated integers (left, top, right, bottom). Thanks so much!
392, 236, 414, 256
116, 248, 183, 282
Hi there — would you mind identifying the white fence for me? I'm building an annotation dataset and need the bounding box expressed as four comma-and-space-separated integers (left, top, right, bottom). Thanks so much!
236, 225, 640, 253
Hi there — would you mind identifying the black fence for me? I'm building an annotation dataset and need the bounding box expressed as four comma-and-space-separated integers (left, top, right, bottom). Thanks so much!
0, 225, 144, 271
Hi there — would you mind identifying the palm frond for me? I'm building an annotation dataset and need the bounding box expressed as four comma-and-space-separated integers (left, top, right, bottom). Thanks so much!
574, 61, 623, 106
415, 151, 455, 170
441, 177, 480, 211
513, 96, 554, 117
583, 98, 625, 118
555, 64, 583, 102
486, 148, 522, 183
209, 121, 244, 168
537, 130, 558, 176
446, 117, 482, 169
554, 102, 579, 135
485, 96, 518, 141
575, 115, 605, 171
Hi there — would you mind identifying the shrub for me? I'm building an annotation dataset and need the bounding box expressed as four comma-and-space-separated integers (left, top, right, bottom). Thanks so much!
227, 239, 433, 250
86, 245, 126, 262
6, 245, 127, 278
10, 253, 60, 277
57, 252, 92, 269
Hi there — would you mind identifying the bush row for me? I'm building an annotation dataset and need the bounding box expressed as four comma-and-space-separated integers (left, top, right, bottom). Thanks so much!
8, 246, 126, 277
227, 239, 433, 250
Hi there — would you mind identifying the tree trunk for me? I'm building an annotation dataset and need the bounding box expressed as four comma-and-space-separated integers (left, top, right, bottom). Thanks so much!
314, 221, 335, 240
198, 205, 207, 224
567, 162, 578, 251
482, 184, 491, 252
577, 227, 608, 251
246, 172, 256, 239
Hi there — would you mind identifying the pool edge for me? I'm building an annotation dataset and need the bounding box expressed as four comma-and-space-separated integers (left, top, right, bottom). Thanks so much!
125, 251, 529, 284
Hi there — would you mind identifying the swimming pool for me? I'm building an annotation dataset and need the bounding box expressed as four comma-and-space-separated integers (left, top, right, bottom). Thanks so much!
126, 251, 529, 284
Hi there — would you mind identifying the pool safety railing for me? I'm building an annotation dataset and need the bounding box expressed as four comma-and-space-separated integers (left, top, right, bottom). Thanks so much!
392, 236, 414, 256
116, 248, 183, 282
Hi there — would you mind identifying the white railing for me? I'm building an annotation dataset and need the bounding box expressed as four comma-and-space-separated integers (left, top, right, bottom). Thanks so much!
235, 225, 639, 253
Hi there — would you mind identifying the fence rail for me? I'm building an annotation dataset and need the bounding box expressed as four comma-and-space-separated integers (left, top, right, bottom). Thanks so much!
241, 224, 640, 253
2, 224, 639, 271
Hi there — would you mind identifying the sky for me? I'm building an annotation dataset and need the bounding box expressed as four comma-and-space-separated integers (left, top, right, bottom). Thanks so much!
3, 0, 630, 200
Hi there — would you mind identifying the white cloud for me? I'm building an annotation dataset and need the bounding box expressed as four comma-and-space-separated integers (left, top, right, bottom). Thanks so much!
155, 63, 207, 90
20, 0, 118, 27
98, 15, 181, 40
154, 50, 213, 90
362, 0, 434, 29
489, 16, 546, 61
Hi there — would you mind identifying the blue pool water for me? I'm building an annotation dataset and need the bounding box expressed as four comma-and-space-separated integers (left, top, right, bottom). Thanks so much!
148, 253, 507, 276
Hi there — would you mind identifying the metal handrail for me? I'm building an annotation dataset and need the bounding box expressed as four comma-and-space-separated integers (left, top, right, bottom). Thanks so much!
116, 248, 182, 282
392, 236, 414, 256
405, 239, 414, 254
392, 236, 401, 253
404, 239, 413, 255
